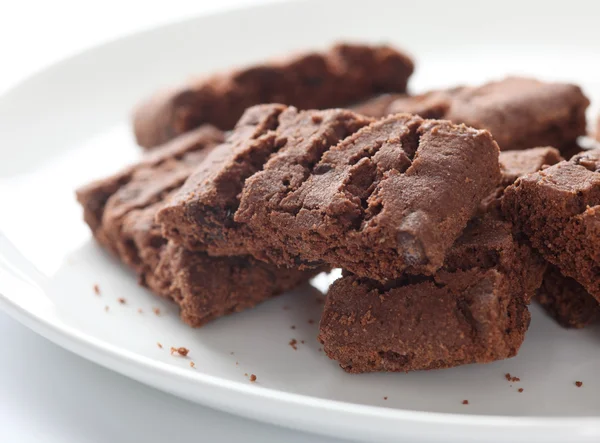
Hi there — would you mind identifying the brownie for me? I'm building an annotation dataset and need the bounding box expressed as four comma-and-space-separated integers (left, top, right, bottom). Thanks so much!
503, 149, 600, 301
235, 112, 501, 280
133, 43, 414, 149
158, 104, 373, 256
352, 77, 589, 153
318, 212, 545, 373
536, 264, 600, 329
120, 198, 317, 328
76, 128, 316, 327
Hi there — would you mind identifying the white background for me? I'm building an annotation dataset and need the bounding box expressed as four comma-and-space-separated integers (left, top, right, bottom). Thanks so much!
0, 1, 343, 442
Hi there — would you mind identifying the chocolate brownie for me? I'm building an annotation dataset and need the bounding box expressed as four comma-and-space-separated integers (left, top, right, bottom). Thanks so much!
318, 212, 545, 373
536, 264, 600, 329
76, 127, 316, 327
133, 43, 414, 149
503, 149, 600, 301
158, 104, 373, 256
352, 77, 589, 153
481, 147, 563, 213
235, 112, 501, 280
120, 198, 318, 327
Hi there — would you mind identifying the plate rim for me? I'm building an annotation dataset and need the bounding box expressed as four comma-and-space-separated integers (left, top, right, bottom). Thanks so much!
1, 1, 599, 440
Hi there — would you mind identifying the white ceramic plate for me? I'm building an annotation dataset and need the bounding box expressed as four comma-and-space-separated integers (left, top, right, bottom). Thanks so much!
1, 1, 600, 441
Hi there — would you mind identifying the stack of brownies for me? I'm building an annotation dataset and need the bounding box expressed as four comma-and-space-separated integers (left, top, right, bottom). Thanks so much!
77, 43, 600, 374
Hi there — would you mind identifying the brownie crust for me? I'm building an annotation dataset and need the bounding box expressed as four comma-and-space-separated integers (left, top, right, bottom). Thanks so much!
353, 77, 589, 154
133, 43, 414, 149
502, 149, 600, 301
319, 213, 545, 373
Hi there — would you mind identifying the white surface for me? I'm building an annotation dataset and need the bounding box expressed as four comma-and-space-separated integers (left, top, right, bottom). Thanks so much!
0, 311, 343, 443
1, 0, 600, 442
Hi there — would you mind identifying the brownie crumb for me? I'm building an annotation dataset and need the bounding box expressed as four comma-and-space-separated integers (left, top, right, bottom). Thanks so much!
518, 388, 524, 393
230, 351, 235, 355
383, 396, 388, 400
157, 342, 163, 349
152, 307, 161, 316
170, 347, 189, 357
117, 297, 126, 304
190, 361, 196, 368
289, 339, 298, 350
104, 306, 109, 312
307, 319, 315, 325
93, 284, 101, 295
575, 381, 583, 388
300, 340, 305, 344
249, 374, 257, 382
318, 347, 323, 352
291, 325, 296, 330
462, 400, 469, 405
505, 373, 520, 382
244, 373, 248, 377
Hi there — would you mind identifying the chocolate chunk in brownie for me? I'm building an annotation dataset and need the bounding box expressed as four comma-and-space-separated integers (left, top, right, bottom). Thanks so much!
353, 77, 589, 154
318, 212, 545, 373
536, 264, 600, 329
133, 43, 414, 149
235, 112, 501, 280
480, 147, 563, 213
76, 127, 316, 327
157, 104, 373, 256
503, 149, 600, 301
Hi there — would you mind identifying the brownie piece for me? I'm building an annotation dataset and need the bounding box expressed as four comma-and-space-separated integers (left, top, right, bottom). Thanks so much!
76, 128, 316, 327
158, 104, 374, 256
133, 43, 414, 149
503, 149, 600, 301
235, 112, 501, 280
352, 77, 589, 153
536, 264, 600, 329
120, 198, 317, 328
318, 213, 545, 373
